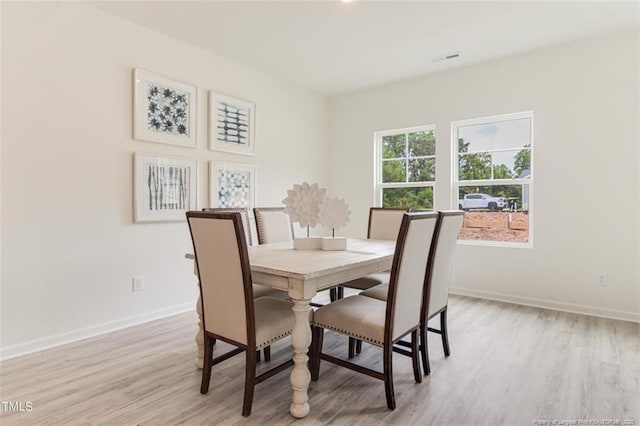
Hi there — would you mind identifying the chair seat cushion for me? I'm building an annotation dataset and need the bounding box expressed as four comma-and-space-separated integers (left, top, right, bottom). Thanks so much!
254, 297, 296, 349
341, 272, 390, 291
253, 284, 288, 300
253, 297, 313, 350
313, 296, 387, 346
359, 283, 389, 301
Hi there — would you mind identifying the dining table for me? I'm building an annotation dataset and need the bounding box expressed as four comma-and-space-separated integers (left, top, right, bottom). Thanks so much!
186, 238, 395, 418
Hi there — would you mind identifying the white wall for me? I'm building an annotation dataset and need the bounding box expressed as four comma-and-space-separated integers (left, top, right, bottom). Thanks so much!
0, 2, 327, 357
328, 30, 639, 321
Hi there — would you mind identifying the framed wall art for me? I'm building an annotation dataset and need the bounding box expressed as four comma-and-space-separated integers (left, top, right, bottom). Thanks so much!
134, 153, 197, 223
209, 162, 256, 210
133, 69, 197, 147
209, 91, 255, 155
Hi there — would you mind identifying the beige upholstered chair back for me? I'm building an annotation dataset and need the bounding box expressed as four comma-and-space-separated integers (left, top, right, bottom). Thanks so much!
202, 208, 253, 246
368, 208, 409, 241
386, 212, 438, 341
187, 212, 253, 346
427, 211, 464, 317
253, 208, 294, 244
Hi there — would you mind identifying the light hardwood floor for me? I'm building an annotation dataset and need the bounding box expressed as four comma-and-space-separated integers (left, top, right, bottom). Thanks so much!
1, 295, 638, 425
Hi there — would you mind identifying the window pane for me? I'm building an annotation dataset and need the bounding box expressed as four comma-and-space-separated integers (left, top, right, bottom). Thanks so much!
492, 118, 531, 150
408, 130, 435, 157
458, 119, 530, 153
383, 187, 433, 210
382, 134, 406, 159
458, 153, 491, 180
382, 159, 406, 183
491, 149, 530, 179
513, 147, 531, 178
457, 184, 530, 243
492, 150, 515, 179
458, 124, 493, 153
409, 158, 435, 182
454, 113, 532, 245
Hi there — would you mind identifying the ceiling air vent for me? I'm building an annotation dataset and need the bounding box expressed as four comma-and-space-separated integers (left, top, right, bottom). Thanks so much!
433, 52, 462, 62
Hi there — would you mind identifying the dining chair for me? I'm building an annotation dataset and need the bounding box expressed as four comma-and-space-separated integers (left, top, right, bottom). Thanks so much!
203, 208, 288, 299
253, 206, 338, 305
338, 208, 409, 298
186, 211, 298, 417
310, 212, 438, 410
253, 207, 294, 244
202, 208, 287, 362
202, 207, 253, 246
361, 210, 464, 375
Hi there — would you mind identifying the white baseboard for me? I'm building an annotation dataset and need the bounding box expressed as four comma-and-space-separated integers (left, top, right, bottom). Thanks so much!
450, 287, 640, 323
0, 302, 195, 361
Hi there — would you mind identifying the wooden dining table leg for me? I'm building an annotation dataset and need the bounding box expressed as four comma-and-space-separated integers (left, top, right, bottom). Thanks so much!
289, 296, 312, 418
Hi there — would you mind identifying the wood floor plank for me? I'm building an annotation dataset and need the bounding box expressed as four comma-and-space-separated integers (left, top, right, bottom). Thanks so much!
1, 296, 638, 425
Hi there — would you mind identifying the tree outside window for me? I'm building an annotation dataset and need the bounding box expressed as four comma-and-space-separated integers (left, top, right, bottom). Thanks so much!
376, 126, 436, 210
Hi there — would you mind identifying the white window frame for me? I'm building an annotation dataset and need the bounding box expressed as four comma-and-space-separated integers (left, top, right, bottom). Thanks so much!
451, 111, 534, 248
374, 125, 436, 209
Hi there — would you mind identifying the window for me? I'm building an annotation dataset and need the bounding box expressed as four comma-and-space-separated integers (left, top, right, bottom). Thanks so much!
375, 125, 435, 210
452, 112, 533, 246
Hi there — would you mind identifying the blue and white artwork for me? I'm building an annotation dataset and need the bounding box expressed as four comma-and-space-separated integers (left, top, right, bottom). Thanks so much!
146, 83, 190, 137
209, 92, 255, 155
216, 101, 249, 145
134, 69, 197, 147
134, 153, 197, 223
210, 162, 256, 210
146, 164, 190, 210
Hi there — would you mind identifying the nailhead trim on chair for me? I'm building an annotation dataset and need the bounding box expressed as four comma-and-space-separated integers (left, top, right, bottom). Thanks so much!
256, 330, 292, 350
313, 321, 384, 346
255, 215, 267, 244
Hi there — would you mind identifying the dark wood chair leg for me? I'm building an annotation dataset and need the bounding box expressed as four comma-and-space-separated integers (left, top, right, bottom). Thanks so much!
308, 326, 315, 369
242, 348, 257, 417
263, 346, 271, 362
356, 339, 362, 354
311, 326, 324, 381
383, 343, 396, 410
348, 337, 356, 359
329, 288, 337, 302
200, 334, 215, 394
441, 309, 451, 356
420, 323, 431, 376
411, 330, 422, 383
337, 287, 344, 299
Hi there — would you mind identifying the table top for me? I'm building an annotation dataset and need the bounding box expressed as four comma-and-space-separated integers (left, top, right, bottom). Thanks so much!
248, 238, 395, 280
186, 238, 395, 294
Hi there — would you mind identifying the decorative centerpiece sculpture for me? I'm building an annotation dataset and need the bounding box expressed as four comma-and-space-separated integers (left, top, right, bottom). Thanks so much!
282, 182, 327, 250
318, 196, 350, 251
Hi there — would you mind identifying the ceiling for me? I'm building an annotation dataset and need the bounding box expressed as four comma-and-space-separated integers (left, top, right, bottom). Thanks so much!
90, 1, 640, 95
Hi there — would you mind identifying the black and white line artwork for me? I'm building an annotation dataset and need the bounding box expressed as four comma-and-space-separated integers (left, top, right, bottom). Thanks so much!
146, 164, 190, 211
134, 153, 197, 222
216, 101, 249, 145
209, 92, 255, 155
146, 83, 190, 137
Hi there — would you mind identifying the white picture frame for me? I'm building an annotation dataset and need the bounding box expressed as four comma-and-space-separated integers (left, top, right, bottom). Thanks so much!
133, 69, 197, 147
209, 161, 257, 210
208, 91, 255, 155
134, 153, 197, 223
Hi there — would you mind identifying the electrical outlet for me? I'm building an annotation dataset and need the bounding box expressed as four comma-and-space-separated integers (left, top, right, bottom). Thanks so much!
596, 273, 608, 287
132, 276, 144, 292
